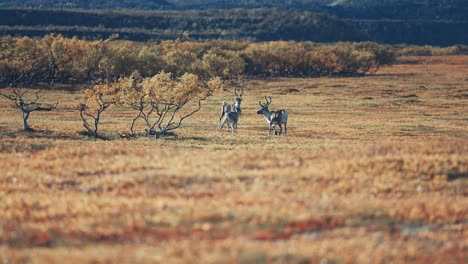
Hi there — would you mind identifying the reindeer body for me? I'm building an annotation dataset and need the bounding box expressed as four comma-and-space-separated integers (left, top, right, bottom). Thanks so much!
219, 107, 240, 133
220, 100, 241, 121
219, 87, 243, 126
257, 96, 288, 136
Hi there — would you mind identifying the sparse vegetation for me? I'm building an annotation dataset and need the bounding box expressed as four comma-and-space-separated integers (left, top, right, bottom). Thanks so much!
0, 88, 57, 131
115, 71, 222, 138
79, 83, 118, 139
394, 44, 468, 56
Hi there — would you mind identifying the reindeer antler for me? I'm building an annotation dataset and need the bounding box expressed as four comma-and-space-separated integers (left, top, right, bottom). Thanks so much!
264, 96, 272, 106
259, 96, 272, 107
234, 86, 244, 98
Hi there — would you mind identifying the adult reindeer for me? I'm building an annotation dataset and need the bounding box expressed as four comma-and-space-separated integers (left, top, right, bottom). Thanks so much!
219, 106, 240, 133
257, 96, 288, 136
219, 87, 243, 126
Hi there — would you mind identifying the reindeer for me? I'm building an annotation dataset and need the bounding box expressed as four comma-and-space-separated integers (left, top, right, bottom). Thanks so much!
219, 87, 243, 127
219, 106, 240, 133
257, 96, 288, 136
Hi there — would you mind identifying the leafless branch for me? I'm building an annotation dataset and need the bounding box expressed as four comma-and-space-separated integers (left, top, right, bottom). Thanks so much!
166, 96, 206, 133
0, 88, 57, 131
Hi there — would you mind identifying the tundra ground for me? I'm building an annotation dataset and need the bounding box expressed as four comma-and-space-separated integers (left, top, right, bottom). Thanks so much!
0, 56, 467, 263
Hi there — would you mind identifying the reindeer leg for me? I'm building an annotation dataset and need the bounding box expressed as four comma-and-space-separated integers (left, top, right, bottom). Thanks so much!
272, 123, 278, 135
227, 114, 231, 128
219, 118, 227, 131
219, 105, 225, 123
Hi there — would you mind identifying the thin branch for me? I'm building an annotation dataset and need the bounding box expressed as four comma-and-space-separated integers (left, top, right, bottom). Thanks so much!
166, 97, 204, 132
83, 111, 97, 121
161, 103, 178, 129
153, 103, 171, 132
162, 104, 183, 132
33, 89, 44, 103
8, 60, 41, 87
128, 94, 147, 135
79, 106, 94, 136
29, 102, 58, 112
0, 91, 16, 100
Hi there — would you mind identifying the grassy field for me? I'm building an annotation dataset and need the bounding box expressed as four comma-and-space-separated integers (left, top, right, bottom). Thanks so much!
0, 56, 467, 263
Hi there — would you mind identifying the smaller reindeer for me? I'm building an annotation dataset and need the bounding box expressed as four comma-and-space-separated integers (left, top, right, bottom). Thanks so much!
219, 87, 243, 126
257, 96, 288, 136
219, 107, 240, 133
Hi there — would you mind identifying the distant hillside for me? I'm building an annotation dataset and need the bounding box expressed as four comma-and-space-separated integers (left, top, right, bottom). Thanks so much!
0, 0, 173, 9
170, 0, 468, 21
0, 8, 366, 42
324, 0, 468, 20
1, 0, 466, 21
0, 0, 467, 45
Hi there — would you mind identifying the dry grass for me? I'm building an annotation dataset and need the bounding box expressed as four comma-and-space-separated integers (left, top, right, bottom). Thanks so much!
0, 56, 467, 263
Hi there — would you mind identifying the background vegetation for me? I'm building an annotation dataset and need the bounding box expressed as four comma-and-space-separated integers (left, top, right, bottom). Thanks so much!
0, 35, 397, 89
1, 2, 468, 45
2, 0, 467, 21
0, 8, 365, 43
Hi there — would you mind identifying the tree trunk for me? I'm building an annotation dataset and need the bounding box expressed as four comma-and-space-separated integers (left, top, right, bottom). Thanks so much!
154, 131, 161, 139
22, 110, 32, 131
93, 117, 100, 139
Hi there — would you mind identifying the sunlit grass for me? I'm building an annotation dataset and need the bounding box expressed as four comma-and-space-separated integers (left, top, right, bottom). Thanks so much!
0, 56, 467, 263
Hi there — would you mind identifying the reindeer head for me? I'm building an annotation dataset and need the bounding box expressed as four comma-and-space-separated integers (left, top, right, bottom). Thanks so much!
257, 96, 272, 115
234, 87, 243, 107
